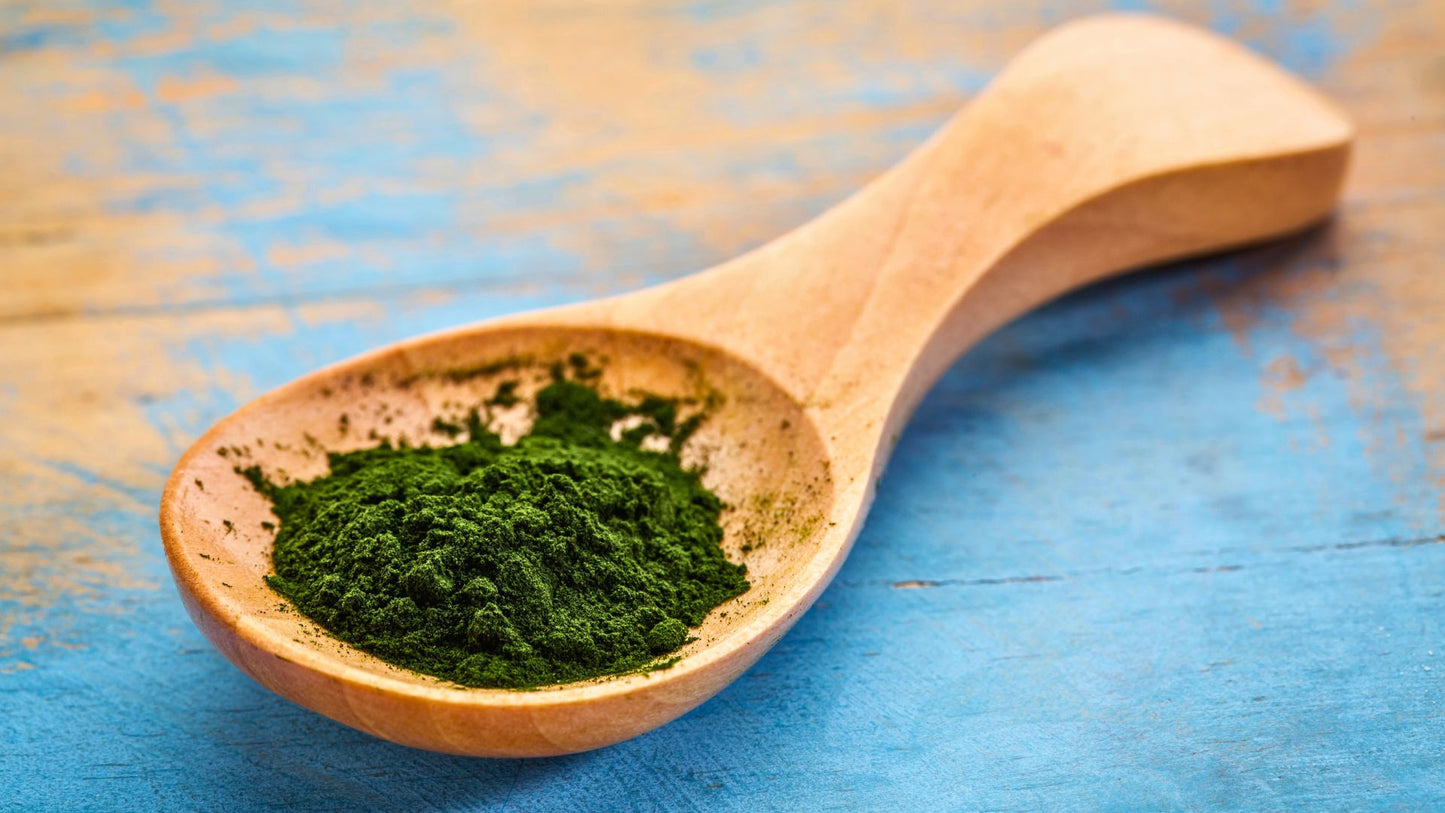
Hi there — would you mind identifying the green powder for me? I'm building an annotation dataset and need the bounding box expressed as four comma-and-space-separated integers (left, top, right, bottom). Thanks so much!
244, 375, 748, 690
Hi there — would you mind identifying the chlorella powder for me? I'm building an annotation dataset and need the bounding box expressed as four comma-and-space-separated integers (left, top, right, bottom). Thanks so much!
244, 375, 748, 689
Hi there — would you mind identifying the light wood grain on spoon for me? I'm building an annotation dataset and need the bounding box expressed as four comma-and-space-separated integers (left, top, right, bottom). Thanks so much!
160, 14, 1352, 757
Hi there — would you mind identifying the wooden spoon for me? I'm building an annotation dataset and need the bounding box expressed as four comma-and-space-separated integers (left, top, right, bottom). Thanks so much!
160, 15, 1352, 757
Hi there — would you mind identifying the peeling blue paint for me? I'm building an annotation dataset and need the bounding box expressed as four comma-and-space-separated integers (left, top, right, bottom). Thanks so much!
3, 1, 1439, 810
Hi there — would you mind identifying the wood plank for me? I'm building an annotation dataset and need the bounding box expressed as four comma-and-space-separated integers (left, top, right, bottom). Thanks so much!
2, 0, 1435, 318
3, 0, 1444, 807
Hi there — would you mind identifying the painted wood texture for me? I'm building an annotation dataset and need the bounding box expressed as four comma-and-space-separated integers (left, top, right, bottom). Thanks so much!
1, 0, 1441, 808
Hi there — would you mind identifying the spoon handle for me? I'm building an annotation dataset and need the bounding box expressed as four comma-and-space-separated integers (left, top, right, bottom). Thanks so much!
577, 15, 1350, 470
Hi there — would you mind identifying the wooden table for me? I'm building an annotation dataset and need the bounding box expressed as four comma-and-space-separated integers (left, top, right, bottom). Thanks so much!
3, 1, 1442, 808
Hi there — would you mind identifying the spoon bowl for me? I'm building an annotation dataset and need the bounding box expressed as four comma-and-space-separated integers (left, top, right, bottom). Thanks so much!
161, 14, 1354, 756
164, 325, 839, 755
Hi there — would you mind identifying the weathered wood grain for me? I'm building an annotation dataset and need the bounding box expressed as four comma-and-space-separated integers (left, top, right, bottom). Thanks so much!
2, 0, 1442, 808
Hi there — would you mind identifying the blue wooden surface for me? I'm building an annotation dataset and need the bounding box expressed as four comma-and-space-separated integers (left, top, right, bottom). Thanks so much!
2, 1, 1443, 809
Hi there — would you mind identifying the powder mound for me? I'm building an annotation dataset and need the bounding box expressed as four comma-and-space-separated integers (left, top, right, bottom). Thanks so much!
250, 379, 749, 689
